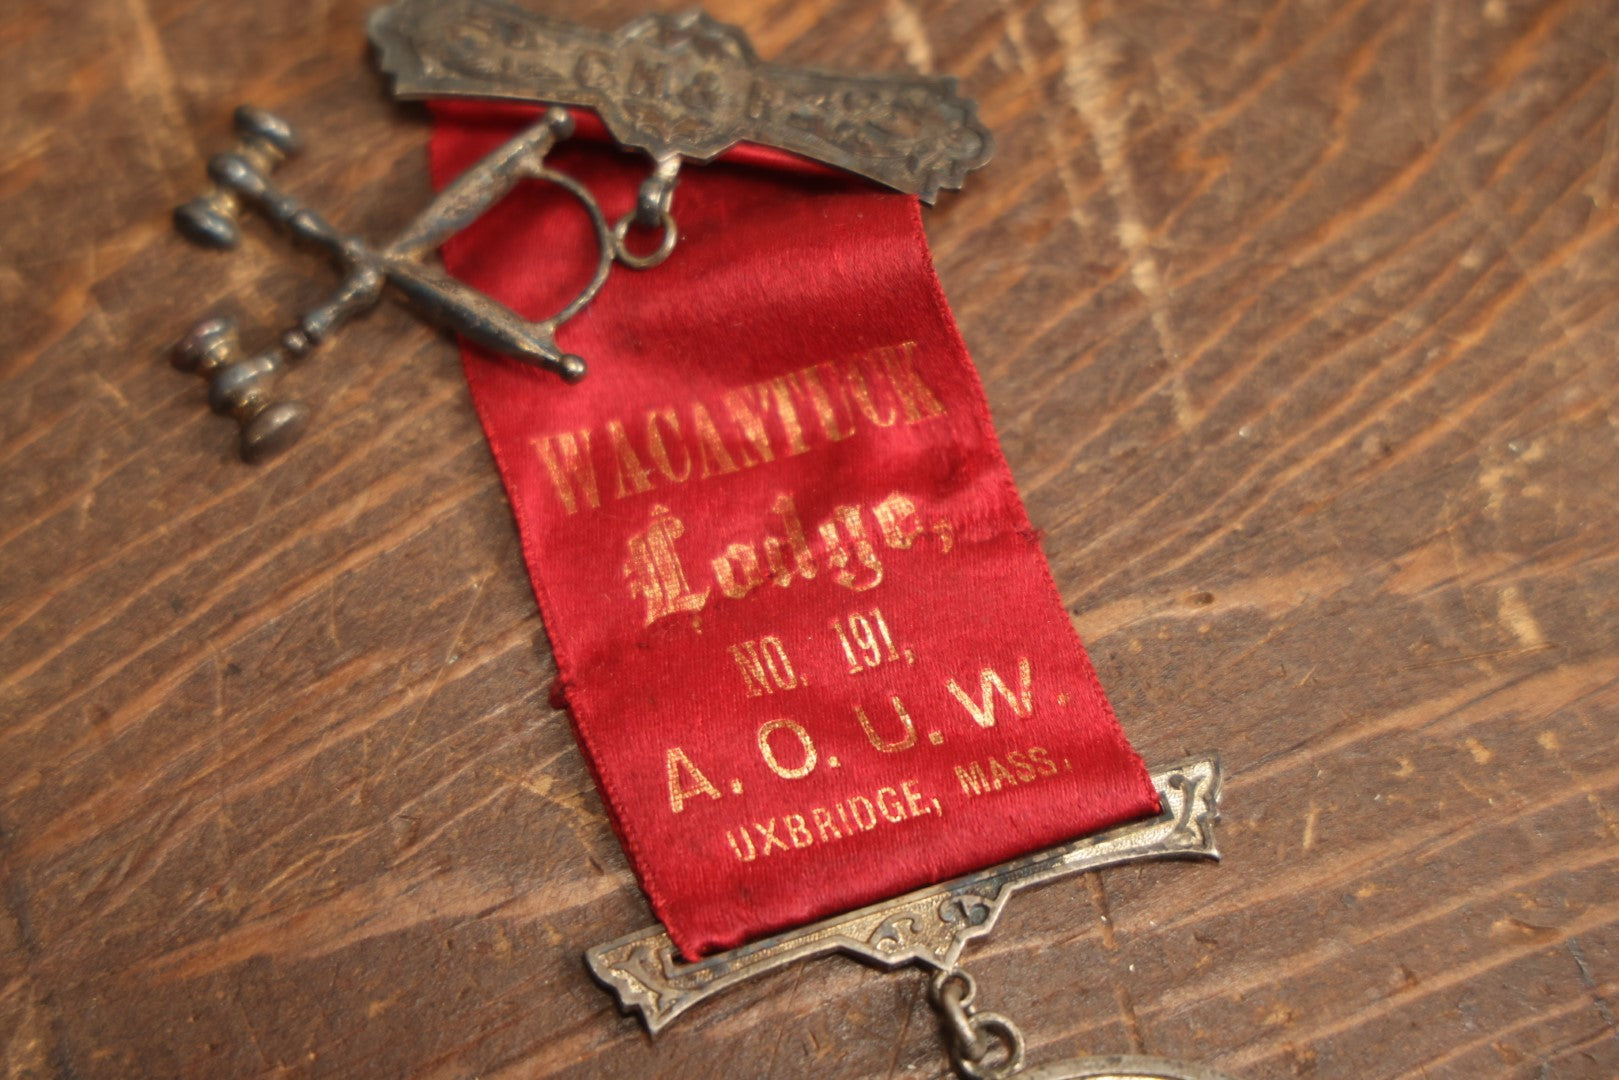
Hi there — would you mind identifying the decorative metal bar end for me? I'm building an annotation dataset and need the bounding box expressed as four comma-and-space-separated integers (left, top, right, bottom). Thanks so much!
586, 754, 1223, 1035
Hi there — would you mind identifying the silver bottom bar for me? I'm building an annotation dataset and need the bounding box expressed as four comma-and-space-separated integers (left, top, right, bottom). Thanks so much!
587, 754, 1223, 1034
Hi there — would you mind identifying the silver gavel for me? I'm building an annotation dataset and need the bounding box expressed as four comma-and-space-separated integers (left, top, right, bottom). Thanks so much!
171, 105, 674, 461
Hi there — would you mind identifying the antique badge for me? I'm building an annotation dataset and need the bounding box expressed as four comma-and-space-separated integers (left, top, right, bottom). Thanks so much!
167, 3, 1235, 1078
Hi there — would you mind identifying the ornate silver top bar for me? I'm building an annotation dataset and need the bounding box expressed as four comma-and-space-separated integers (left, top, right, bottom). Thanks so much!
368, 0, 994, 202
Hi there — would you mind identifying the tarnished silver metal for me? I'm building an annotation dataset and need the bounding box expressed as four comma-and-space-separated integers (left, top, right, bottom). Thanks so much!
587, 754, 1232, 1079
588, 755, 1221, 1029
170, 315, 311, 462
172, 1, 993, 461
168, 8, 1222, 1077
931, 968, 1026, 1080
613, 208, 678, 270
174, 106, 299, 250
368, 0, 994, 204
1019, 1058, 1241, 1080
634, 156, 683, 229
172, 105, 614, 459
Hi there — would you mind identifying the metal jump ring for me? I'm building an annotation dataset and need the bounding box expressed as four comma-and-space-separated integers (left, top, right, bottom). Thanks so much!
613, 208, 677, 269
931, 970, 981, 1061
929, 969, 1025, 1080
954, 1013, 1025, 1080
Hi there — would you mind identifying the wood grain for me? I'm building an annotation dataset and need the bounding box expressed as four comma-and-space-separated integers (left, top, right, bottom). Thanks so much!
3, 0, 1617, 1077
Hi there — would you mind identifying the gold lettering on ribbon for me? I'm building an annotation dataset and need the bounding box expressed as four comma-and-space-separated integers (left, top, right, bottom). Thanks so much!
857, 695, 917, 753
713, 542, 767, 600
946, 658, 1033, 728
873, 492, 922, 549
819, 505, 883, 591
846, 362, 898, 427
532, 430, 600, 514
722, 387, 775, 467
646, 408, 692, 483
812, 806, 841, 841
666, 747, 721, 812
692, 403, 740, 478
618, 491, 958, 624
753, 819, 789, 854
727, 827, 757, 861
884, 341, 946, 422
607, 419, 654, 499
765, 494, 817, 587
954, 745, 1063, 797
527, 343, 950, 514
730, 636, 800, 696
758, 718, 817, 779
784, 813, 813, 848
797, 363, 853, 442
759, 638, 797, 689
720, 779, 942, 864
625, 505, 710, 625
757, 375, 811, 456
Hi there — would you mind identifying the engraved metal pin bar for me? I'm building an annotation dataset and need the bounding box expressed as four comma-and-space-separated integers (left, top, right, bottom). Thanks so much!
367, 0, 995, 203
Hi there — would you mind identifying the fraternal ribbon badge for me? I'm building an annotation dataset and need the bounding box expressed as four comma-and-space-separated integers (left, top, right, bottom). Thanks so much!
166, 3, 1234, 1077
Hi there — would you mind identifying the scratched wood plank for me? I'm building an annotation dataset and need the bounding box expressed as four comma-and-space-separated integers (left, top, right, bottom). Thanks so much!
2, 0, 1617, 1077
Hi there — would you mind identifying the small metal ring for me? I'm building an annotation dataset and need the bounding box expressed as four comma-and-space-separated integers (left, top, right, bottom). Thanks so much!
930, 968, 978, 1012
931, 970, 980, 1062
613, 209, 677, 269
955, 1013, 1026, 1080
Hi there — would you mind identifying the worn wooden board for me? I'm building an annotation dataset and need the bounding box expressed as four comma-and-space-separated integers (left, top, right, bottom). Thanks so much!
3, 0, 1617, 1076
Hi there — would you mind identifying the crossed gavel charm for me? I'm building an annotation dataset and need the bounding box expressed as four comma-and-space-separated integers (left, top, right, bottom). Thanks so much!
170, 104, 680, 461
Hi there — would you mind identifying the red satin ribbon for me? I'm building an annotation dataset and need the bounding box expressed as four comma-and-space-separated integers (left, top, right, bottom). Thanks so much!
430, 102, 1159, 958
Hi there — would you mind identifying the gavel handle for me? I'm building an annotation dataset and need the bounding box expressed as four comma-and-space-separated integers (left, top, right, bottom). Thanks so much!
208, 117, 588, 382
387, 110, 572, 260
381, 258, 571, 374
209, 152, 352, 262
292, 257, 576, 380
297, 268, 387, 349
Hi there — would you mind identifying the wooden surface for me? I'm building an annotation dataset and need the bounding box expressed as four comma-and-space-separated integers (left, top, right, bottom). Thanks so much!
3, 0, 1617, 1076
